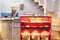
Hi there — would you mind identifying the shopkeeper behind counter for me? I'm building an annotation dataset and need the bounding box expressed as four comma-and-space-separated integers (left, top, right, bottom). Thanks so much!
13, 4, 28, 17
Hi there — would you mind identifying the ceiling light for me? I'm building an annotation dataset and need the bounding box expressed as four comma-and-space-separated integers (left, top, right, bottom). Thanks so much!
52, 0, 55, 2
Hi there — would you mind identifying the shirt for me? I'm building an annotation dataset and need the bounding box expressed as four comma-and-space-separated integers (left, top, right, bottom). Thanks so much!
15, 9, 25, 17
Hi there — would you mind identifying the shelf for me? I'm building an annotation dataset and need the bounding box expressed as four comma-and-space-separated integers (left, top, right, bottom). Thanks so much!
0, 17, 20, 21
21, 23, 50, 27
34, 0, 39, 2
21, 27, 50, 30
0, 18, 14, 21
39, 4, 43, 7
21, 21, 50, 23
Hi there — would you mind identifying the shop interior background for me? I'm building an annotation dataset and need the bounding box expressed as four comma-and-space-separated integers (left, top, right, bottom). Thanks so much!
0, 0, 60, 40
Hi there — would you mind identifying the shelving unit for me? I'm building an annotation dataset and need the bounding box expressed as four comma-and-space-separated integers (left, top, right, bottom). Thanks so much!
20, 16, 51, 40
33, 0, 45, 15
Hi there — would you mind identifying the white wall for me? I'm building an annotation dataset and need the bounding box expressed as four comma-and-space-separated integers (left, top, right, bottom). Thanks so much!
0, 0, 2, 17
1, 0, 43, 15
0, 0, 1, 13
12, 0, 44, 15
46, 0, 59, 12
57, 0, 60, 18
46, 0, 53, 11
1, 0, 12, 13
22, 0, 43, 15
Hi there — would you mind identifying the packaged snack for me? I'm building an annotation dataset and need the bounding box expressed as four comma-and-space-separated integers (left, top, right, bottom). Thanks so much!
41, 31, 49, 40
31, 30, 40, 40
21, 30, 30, 40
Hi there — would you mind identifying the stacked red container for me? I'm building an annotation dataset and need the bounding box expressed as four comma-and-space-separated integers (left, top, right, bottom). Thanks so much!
20, 16, 51, 40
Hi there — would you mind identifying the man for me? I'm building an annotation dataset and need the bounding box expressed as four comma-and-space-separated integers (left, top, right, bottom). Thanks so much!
13, 4, 25, 17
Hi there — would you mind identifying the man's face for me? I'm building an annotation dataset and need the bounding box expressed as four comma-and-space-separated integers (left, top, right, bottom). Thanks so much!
20, 4, 24, 10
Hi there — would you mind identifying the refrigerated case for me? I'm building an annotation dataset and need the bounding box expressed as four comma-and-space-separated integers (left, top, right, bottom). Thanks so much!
20, 16, 51, 40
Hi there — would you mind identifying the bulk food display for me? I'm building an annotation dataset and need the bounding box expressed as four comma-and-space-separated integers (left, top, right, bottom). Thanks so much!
20, 16, 51, 40
21, 30, 30, 40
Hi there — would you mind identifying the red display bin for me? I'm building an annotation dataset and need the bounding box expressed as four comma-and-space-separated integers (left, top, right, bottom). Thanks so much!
20, 16, 51, 40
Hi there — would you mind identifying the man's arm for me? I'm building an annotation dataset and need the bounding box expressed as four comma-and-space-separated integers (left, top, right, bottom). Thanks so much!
13, 9, 18, 17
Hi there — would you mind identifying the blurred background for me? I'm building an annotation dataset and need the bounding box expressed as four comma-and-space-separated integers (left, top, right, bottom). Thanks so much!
0, 0, 60, 40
